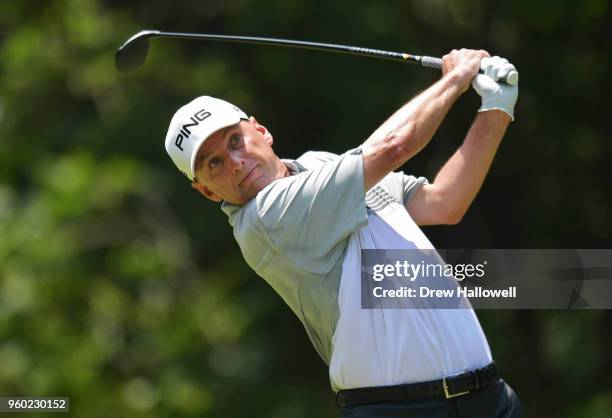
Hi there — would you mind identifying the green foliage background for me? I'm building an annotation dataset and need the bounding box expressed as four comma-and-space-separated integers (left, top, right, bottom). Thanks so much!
1, 0, 611, 417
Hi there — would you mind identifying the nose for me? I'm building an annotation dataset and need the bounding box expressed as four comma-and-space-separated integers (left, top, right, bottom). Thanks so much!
228, 151, 244, 174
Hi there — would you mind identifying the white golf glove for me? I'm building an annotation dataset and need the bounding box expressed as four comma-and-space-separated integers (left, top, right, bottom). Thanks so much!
471, 56, 519, 121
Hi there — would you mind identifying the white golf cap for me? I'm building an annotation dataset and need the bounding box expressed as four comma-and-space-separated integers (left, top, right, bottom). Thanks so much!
164, 96, 248, 180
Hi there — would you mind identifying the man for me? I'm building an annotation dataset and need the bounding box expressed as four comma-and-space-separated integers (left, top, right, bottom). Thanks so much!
164, 49, 523, 417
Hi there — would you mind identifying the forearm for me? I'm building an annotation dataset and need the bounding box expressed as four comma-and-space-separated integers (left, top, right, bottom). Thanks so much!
361, 72, 467, 191
431, 110, 510, 220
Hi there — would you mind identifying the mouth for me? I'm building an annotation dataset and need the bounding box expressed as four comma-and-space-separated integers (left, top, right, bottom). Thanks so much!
239, 166, 257, 187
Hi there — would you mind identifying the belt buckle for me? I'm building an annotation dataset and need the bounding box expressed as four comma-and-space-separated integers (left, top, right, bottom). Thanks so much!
442, 374, 470, 399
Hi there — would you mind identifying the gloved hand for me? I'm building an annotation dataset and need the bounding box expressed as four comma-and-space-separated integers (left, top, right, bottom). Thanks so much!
471, 56, 519, 121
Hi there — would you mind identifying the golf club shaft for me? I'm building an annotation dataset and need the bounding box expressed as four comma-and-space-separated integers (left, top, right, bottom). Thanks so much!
145, 30, 440, 68
117, 30, 517, 85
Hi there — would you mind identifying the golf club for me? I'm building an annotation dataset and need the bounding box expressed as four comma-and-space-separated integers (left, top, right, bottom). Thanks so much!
115, 30, 518, 85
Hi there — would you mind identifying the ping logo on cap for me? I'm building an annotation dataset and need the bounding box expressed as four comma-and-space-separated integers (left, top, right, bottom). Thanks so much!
175, 109, 212, 151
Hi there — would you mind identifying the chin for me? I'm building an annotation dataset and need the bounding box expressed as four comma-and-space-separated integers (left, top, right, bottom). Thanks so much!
252, 179, 272, 193
233, 179, 272, 204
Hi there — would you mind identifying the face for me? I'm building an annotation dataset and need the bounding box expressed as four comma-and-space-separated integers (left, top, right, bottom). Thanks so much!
191, 117, 287, 205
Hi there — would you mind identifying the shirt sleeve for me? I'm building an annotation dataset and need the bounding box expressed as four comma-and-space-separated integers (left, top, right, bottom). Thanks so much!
402, 173, 429, 204
373, 171, 429, 205
254, 150, 368, 275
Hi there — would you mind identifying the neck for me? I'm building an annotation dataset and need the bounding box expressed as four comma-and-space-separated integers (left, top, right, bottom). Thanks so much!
275, 158, 291, 180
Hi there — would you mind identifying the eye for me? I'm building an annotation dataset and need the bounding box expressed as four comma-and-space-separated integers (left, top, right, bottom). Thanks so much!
229, 134, 243, 148
208, 157, 221, 170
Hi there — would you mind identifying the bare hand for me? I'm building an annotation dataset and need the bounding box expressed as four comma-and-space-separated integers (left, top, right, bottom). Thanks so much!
442, 49, 490, 93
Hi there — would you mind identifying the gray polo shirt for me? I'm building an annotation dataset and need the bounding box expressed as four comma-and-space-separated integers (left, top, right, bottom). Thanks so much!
221, 149, 427, 364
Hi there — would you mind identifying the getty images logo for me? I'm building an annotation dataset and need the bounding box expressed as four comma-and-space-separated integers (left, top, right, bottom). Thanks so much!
174, 108, 212, 151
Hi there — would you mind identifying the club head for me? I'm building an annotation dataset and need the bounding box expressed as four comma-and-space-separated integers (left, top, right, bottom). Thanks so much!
115, 30, 160, 72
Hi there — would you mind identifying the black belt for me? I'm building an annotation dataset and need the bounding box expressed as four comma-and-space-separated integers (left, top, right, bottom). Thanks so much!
335, 362, 500, 408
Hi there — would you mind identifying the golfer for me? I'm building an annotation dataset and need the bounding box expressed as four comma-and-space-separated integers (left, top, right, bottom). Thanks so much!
164, 49, 523, 417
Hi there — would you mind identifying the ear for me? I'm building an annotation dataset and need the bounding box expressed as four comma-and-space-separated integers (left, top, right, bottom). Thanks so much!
250, 116, 273, 146
191, 181, 223, 202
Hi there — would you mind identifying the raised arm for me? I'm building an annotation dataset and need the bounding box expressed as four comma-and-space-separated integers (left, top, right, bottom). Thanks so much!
406, 56, 519, 225
361, 49, 488, 192
406, 111, 510, 225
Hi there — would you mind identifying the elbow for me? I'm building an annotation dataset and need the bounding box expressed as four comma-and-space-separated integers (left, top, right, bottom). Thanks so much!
442, 207, 465, 225
419, 185, 466, 225
362, 123, 418, 170
386, 125, 418, 163
444, 212, 463, 225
